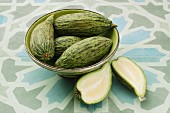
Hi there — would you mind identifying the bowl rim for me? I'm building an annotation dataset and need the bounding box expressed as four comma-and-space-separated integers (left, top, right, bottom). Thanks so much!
25, 9, 120, 74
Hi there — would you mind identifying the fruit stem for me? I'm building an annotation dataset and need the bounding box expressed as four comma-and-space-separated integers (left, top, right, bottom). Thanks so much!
74, 88, 81, 100
44, 53, 48, 58
139, 96, 146, 101
43, 53, 50, 61
112, 24, 118, 27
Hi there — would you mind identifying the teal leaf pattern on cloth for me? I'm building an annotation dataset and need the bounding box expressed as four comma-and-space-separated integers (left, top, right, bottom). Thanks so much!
134, 0, 145, 2
1, 0, 170, 113
13, 87, 44, 110
151, 60, 170, 83
0, 101, 16, 113
0, 83, 8, 97
123, 48, 165, 62
0, 47, 8, 57
143, 69, 159, 85
16, 49, 32, 62
111, 76, 136, 105
0, 27, 5, 42
1, 58, 31, 82
112, 16, 127, 32
0, 15, 7, 24
34, 0, 46, 3
141, 2, 169, 19
8, 31, 25, 50
146, 31, 170, 51
128, 13, 154, 29
46, 79, 76, 104
167, 107, 170, 113
104, 0, 129, 2
22, 68, 56, 85
96, 6, 123, 17
48, 99, 75, 113
80, 102, 102, 113
141, 88, 169, 110
10, 3, 39, 19
121, 29, 150, 44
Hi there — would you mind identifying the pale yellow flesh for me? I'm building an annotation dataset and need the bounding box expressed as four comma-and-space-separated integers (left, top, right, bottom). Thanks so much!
77, 62, 112, 104
112, 57, 146, 99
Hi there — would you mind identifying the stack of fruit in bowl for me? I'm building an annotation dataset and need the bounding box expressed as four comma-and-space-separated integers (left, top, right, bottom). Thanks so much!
25, 9, 147, 104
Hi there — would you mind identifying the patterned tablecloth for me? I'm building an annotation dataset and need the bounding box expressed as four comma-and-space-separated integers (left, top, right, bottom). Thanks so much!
0, 0, 170, 113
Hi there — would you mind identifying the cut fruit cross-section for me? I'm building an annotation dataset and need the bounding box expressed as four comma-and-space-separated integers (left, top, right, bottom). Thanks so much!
75, 62, 112, 104
112, 56, 147, 101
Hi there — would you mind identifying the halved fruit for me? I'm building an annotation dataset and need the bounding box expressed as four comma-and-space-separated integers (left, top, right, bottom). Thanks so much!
111, 56, 147, 101
75, 62, 112, 104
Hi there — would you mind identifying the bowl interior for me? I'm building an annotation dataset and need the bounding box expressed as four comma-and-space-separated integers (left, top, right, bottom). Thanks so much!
25, 9, 119, 77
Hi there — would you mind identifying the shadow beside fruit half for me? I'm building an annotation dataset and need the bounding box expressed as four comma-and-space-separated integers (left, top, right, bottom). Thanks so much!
25, 9, 119, 78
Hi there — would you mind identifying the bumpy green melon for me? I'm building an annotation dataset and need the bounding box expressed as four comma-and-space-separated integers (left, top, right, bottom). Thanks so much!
30, 14, 55, 61
54, 12, 114, 37
55, 36, 82, 56
55, 36, 112, 69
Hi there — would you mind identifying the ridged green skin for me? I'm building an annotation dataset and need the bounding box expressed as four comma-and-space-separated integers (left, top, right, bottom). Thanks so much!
30, 14, 55, 61
54, 12, 112, 37
55, 36, 82, 56
55, 36, 112, 69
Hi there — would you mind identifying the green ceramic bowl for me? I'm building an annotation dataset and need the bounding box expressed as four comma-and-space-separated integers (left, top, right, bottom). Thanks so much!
25, 9, 119, 78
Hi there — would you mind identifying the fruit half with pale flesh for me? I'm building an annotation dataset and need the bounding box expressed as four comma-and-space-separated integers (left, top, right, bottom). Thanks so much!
75, 62, 112, 104
111, 56, 147, 101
